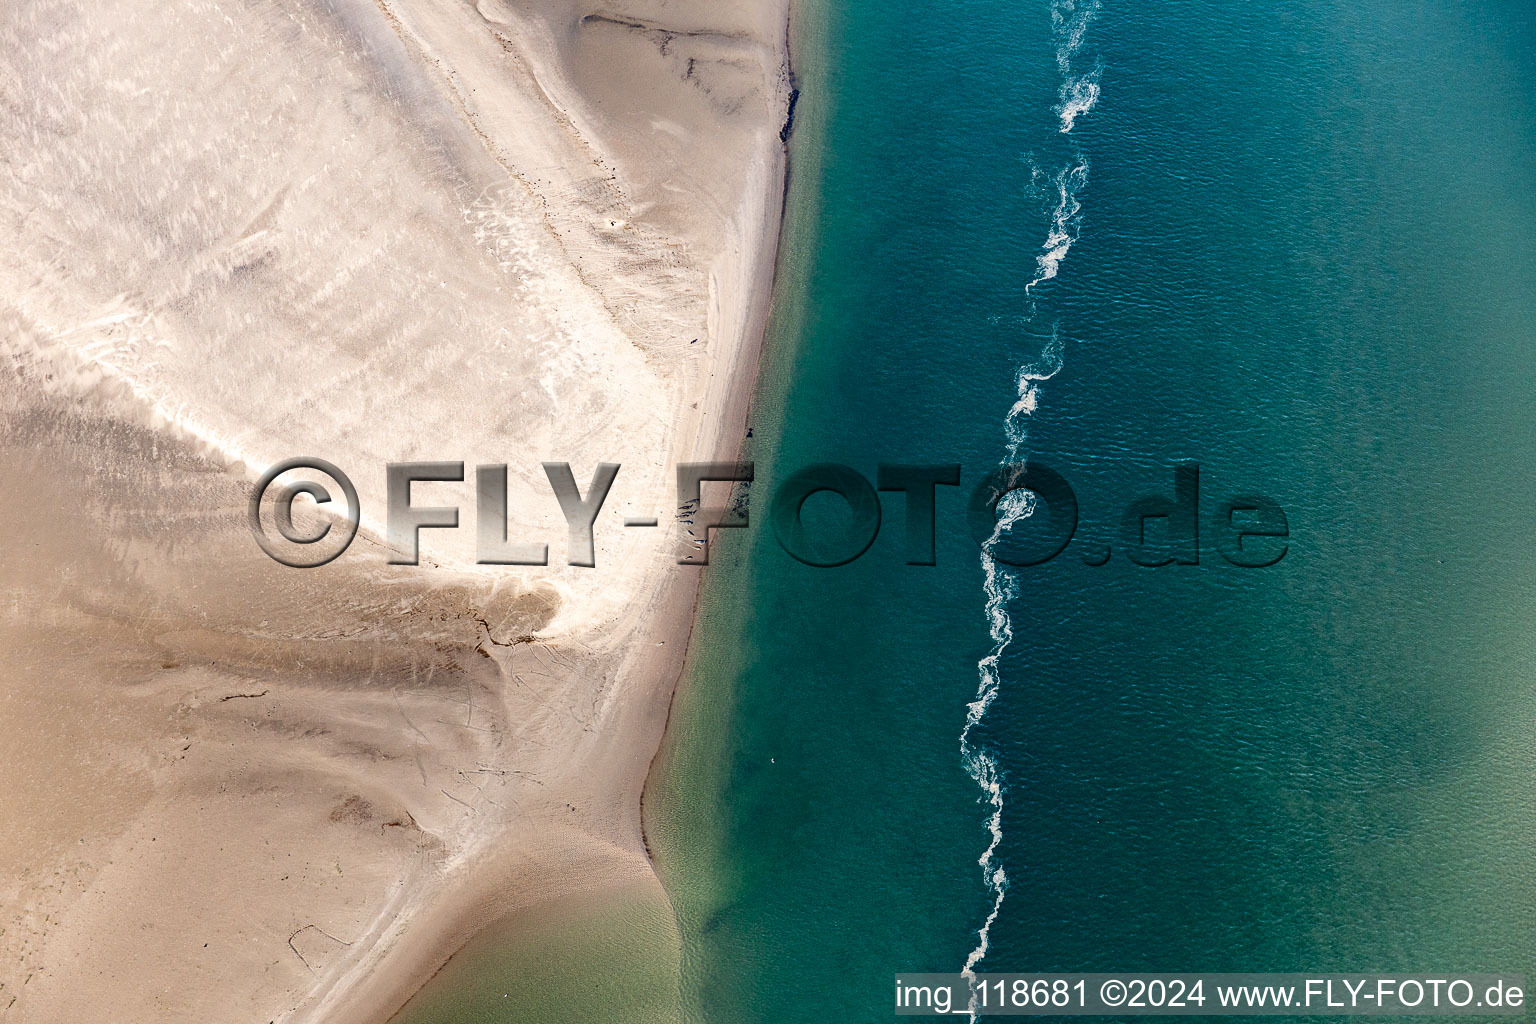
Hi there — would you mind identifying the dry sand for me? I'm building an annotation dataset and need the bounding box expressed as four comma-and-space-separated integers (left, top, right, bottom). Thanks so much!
0, 0, 791, 1019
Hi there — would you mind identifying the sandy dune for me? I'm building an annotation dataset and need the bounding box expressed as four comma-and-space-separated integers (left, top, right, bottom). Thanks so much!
0, 0, 789, 1019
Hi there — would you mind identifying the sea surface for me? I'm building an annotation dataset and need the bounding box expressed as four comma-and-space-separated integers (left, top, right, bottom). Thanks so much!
650, 0, 1536, 1021
400, 0, 1536, 1020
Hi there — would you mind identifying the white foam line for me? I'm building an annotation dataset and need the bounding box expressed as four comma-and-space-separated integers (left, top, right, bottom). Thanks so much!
1056, 59, 1103, 135
961, 3, 1100, 1015
1052, 0, 1103, 134
1025, 155, 1091, 294
960, 331, 1062, 1011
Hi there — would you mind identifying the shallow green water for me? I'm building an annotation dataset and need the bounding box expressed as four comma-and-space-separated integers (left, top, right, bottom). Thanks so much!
390, 887, 681, 1024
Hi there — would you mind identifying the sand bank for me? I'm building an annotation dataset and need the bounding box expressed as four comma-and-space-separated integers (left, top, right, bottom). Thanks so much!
0, 0, 790, 1019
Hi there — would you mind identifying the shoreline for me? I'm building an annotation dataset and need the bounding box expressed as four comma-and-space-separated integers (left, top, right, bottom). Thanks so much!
636, 1, 807, 874
0, 0, 798, 1019
326, 3, 803, 1021
368, 132, 792, 1024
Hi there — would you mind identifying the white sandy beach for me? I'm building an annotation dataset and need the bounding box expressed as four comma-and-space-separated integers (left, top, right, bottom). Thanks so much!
0, 0, 790, 1019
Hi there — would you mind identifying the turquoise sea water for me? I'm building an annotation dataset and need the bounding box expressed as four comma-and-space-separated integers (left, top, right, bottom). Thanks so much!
651, 0, 1536, 1022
